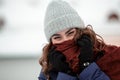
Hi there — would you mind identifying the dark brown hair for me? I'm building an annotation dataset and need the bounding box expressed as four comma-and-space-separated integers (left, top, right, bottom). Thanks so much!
39, 25, 106, 79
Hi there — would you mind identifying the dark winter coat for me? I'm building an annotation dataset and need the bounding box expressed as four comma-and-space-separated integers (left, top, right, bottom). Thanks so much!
38, 62, 110, 80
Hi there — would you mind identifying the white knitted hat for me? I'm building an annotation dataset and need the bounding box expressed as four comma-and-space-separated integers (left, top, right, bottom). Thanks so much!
44, 0, 85, 41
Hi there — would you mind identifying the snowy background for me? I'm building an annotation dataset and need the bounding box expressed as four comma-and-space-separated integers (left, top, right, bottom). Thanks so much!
0, 0, 120, 80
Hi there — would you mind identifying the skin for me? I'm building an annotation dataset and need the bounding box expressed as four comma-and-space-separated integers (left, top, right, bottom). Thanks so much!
51, 28, 77, 44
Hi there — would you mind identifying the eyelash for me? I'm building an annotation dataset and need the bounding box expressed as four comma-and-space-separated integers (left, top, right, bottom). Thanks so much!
53, 36, 60, 39
68, 31, 74, 35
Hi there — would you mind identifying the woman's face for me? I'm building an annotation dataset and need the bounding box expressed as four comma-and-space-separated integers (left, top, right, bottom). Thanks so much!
51, 28, 77, 44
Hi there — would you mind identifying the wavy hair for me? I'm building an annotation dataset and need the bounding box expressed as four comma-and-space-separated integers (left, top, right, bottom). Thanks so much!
39, 25, 106, 80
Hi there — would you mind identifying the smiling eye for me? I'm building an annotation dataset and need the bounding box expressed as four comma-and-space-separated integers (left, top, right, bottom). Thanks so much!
53, 36, 60, 39
68, 31, 74, 34
67, 31, 75, 36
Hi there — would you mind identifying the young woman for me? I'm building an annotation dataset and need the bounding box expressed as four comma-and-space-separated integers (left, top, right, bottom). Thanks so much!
38, 0, 120, 80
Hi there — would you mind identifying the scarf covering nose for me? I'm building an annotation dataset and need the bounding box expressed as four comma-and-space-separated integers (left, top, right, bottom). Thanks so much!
53, 40, 80, 73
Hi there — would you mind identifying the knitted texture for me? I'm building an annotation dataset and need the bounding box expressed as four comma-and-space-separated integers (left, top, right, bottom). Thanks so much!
53, 40, 80, 73
44, 0, 85, 41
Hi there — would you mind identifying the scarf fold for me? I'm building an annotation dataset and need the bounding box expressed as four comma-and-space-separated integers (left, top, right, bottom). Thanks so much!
53, 40, 80, 73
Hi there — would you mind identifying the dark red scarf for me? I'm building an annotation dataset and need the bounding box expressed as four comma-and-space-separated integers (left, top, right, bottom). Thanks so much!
53, 40, 80, 73
96, 45, 120, 80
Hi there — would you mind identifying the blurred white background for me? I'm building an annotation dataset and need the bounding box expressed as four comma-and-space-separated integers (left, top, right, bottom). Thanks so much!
0, 0, 120, 80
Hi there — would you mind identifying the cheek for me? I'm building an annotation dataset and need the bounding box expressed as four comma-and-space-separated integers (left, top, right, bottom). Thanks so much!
51, 39, 62, 44
70, 32, 76, 39
67, 36, 74, 40
73, 31, 77, 39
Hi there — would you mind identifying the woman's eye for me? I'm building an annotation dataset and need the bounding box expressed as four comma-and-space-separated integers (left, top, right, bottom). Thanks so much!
53, 36, 61, 39
68, 31, 74, 35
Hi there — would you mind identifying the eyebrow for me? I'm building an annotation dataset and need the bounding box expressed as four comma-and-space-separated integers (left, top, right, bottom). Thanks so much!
52, 34, 60, 37
52, 28, 74, 37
